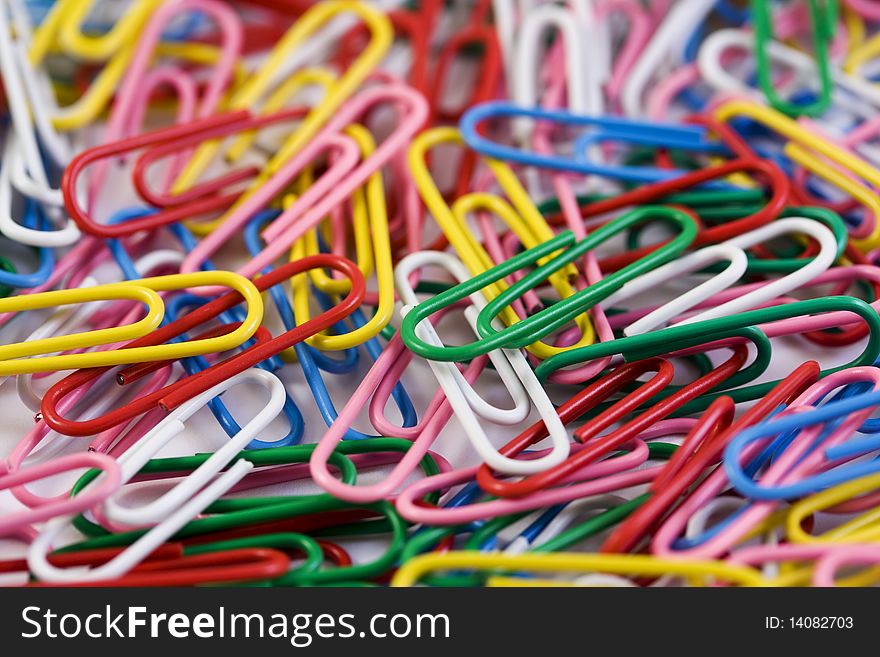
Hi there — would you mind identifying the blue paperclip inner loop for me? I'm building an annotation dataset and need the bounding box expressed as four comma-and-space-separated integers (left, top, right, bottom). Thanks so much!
105, 207, 304, 448
460, 101, 718, 183
723, 389, 880, 501
242, 214, 417, 440
0, 199, 55, 289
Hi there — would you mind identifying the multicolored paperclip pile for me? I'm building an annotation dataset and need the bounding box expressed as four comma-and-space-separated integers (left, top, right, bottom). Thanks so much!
4, 0, 880, 588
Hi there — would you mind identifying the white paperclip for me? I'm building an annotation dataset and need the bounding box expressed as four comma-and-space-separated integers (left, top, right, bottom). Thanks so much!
621, 0, 716, 117
605, 217, 838, 336
395, 250, 569, 475
698, 29, 880, 121
27, 368, 286, 583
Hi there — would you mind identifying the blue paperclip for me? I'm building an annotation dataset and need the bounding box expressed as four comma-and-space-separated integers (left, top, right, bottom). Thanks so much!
243, 213, 417, 440
0, 199, 55, 289
459, 101, 715, 183
724, 389, 880, 501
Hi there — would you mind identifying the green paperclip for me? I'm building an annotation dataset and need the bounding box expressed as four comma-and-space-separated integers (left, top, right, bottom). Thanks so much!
399, 206, 697, 362
536, 296, 880, 415
752, 0, 837, 117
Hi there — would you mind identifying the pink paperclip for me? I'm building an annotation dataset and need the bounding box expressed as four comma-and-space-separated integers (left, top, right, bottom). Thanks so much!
726, 544, 855, 587
179, 83, 429, 293
393, 420, 695, 526
598, 0, 652, 110
652, 367, 880, 559
813, 546, 880, 587
0, 453, 120, 538
88, 0, 242, 207
177, 133, 361, 281
846, 0, 880, 21
309, 329, 490, 503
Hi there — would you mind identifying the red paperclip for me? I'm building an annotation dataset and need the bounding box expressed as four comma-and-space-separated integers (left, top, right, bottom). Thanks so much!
62, 107, 307, 238
601, 361, 821, 553
30, 548, 290, 587
40, 254, 365, 436
475, 345, 751, 499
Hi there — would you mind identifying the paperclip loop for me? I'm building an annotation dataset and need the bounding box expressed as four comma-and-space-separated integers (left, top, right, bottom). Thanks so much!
179, 83, 427, 311
102, 369, 287, 528
0, 453, 121, 538
460, 101, 716, 183
87, 0, 243, 204
39, 254, 364, 437
62, 107, 309, 238
170, 0, 393, 205
394, 251, 569, 475
0, 270, 263, 375
751, 0, 837, 117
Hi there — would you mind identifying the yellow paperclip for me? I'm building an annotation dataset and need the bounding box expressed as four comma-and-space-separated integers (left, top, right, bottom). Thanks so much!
786, 471, 880, 545
715, 100, 880, 251
30, 0, 162, 64
407, 127, 597, 358
389, 552, 769, 587
171, 1, 392, 213
0, 271, 263, 375
27, 0, 160, 131
290, 124, 394, 350
32, 38, 244, 132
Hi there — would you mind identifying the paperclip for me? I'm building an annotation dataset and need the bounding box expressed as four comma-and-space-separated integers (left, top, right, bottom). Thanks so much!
714, 99, 880, 250
620, 0, 717, 117
390, 551, 767, 587
39, 254, 364, 437
407, 126, 599, 359
786, 471, 880, 545
170, 0, 393, 198
102, 369, 287, 527
62, 107, 309, 238
752, 0, 837, 117
394, 251, 569, 475
395, 422, 685, 527
0, 270, 263, 375
0, 453, 120, 538
87, 0, 243, 204
460, 102, 713, 183
180, 83, 427, 305
399, 206, 697, 363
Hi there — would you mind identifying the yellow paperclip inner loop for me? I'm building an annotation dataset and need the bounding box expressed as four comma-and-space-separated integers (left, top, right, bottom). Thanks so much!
0, 271, 263, 375
34, 36, 243, 132
786, 471, 880, 544
715, 100, 880, 253
31, 0, 163, 63
0, 286, 164, 362
407, 127, 597, 358
171, 1, 392, 209
389, 552, 769, 587
291, 127, 394, 351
